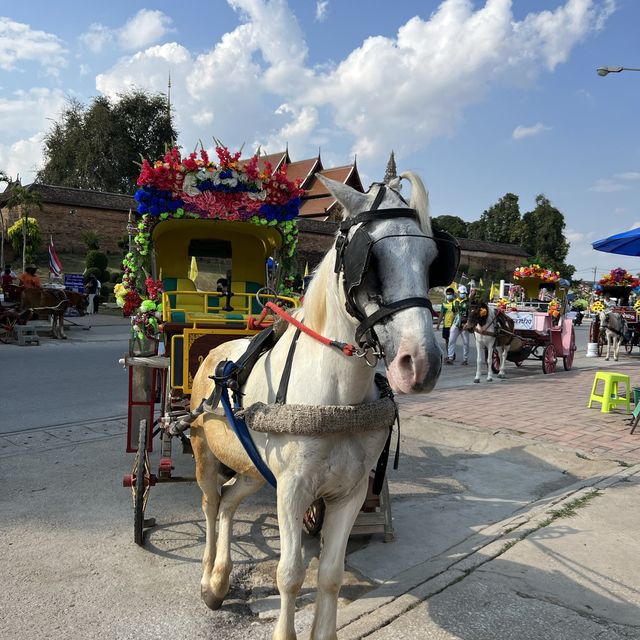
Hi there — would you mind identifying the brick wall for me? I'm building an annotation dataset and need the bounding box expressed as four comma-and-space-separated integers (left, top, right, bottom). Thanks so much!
1, 203, 128, 254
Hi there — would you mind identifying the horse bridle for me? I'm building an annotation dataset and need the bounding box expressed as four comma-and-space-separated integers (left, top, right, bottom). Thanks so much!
334, 183, 460, 354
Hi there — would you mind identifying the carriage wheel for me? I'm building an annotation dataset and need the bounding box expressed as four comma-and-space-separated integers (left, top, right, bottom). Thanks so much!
563, 327, 576, 371
132, 419, 153, 546
625, 340, 634, 354
542, 344, 557, 374
0, 313, 17, 343
491, 348, 500, 374
303, 499, 325, 536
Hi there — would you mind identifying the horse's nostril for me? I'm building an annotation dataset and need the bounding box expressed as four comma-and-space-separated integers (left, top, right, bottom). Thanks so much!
399, 354, 413, 371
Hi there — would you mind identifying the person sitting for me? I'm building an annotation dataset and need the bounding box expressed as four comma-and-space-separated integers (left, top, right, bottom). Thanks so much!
216, 278, 229, 295
19, 265, 41, 289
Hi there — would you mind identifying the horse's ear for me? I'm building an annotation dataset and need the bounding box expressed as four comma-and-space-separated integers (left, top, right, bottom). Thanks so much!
316, 173, 369, 219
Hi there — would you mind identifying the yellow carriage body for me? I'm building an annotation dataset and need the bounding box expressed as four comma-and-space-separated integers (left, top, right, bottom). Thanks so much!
152, 218, 296, 394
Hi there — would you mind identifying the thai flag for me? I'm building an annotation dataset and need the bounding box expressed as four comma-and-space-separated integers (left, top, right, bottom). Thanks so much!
48, 236, 63, 276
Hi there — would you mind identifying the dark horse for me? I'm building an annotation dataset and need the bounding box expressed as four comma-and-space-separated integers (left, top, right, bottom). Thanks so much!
20, 288, 69, 339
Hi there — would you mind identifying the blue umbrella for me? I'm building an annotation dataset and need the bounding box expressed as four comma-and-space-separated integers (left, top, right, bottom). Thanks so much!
593, 227, 640, 256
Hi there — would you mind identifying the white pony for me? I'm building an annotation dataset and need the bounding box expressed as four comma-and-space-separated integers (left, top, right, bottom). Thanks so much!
464, 301, 514, 383
189, 172, 452, 640
600, 310, 627, 361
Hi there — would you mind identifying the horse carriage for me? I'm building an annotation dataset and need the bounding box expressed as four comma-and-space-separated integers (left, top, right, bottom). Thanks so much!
0, 282, 87, 342
487, 272, 576, 375
588, 277, 640, 357
117, 144, 458, 638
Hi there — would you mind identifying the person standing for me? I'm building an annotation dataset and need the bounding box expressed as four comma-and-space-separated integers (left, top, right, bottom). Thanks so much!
436, 287, 456, 357
446, 285, 471, 365
1, 265, 14, 290
85, 274, 98, 314
94, 277, 102, 314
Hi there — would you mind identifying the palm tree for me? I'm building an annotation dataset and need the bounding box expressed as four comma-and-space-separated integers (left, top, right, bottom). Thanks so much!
4, 183, 43, 273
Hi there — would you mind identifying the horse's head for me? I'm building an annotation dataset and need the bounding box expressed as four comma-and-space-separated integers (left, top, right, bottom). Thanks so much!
464, 302, 488, 332
317, 173, 459, 394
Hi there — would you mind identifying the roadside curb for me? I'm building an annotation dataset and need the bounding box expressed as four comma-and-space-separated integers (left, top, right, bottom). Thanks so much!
301, 462, 640, 640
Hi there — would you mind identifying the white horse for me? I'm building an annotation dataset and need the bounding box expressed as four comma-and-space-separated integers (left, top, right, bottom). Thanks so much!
464, 301, 514, 383
189, 172, 451, 639
600, 310, 627, 361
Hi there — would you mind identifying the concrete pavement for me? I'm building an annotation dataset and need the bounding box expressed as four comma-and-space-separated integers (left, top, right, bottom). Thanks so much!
3, 317, 640, 638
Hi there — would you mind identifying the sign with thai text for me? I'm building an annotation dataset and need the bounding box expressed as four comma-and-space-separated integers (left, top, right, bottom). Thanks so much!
64, 273, 85, 292
507, 312, 534, 330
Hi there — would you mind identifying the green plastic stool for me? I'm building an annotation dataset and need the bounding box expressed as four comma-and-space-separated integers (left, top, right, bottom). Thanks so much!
633, 387, 640, 405
588, 371, 631, 414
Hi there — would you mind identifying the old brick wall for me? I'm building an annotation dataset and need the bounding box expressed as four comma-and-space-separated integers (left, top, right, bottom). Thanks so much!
1, 203, 128, 254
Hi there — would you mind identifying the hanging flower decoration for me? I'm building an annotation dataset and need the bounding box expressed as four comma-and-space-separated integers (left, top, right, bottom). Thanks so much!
598, 268, 640, 289
513, 264, 560, 283
120, 143, 304, 338
548, 298, 561, 318
591, 300, 605, 313
634, 299, 640, 313
496, 298, 508, 311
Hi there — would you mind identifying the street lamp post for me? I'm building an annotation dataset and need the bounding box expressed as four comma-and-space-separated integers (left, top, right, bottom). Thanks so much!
596, 66, 640, 76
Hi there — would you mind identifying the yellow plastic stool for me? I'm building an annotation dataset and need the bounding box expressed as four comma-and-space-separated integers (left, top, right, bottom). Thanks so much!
588, 372, 632, 414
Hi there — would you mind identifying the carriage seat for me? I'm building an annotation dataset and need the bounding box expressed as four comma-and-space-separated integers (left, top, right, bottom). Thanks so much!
162, 277, 262, 323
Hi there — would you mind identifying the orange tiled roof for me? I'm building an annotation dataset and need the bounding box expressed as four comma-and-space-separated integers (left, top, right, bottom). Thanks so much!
299, 195, 338, 219
239, 151, 290, 172
285, 158, 321, 186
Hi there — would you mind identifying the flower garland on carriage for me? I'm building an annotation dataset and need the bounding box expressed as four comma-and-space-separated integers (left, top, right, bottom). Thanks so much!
513, 264, 560, 283
598, 268, 640, 289
115, 143, 305, 339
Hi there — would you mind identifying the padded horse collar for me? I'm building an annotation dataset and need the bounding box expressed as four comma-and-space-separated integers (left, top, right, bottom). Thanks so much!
334, 183, 460, 349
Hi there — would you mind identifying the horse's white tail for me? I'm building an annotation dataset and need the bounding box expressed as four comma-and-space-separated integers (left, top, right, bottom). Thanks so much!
400, 171, 432, 236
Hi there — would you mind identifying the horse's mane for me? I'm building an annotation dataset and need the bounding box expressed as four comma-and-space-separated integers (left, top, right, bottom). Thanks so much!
299, 250, 336, 332
398, 171, 432, 236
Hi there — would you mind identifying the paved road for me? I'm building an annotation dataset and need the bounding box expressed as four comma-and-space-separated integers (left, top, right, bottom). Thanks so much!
2, 314, 636, 640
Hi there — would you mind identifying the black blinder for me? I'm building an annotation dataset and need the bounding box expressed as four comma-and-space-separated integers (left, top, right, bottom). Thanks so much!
342, 227, 374, 302
429, 229, 461, 289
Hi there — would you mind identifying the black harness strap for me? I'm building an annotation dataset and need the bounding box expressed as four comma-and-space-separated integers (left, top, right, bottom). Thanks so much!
355, 297, 434, 345
276, 328, 302, 404
371, 373, 400, 495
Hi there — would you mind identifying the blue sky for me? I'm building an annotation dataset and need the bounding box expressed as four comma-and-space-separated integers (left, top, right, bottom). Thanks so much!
1, 0, 639, 279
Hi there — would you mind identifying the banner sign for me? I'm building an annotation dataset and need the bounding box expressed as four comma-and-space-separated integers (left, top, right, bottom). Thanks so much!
64, 274, 85, 292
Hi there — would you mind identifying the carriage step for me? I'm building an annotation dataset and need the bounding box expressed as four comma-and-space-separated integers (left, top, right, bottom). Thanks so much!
14, 325, 39, 346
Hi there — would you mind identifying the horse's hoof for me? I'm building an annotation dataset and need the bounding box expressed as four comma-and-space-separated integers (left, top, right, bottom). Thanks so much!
487, 378, 493, 382
498, 373, 505, 379
201, 586, 225, 610
474, 378, 480, 384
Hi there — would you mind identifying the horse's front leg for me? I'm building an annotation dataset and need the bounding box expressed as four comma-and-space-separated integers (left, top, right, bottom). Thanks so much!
210, 472, 263, 607
486, 339, 494, 382
498, 346, 508, 379
273, 477, 312, 640
614, 337, 621, 361
605, 334, 611, 361
192, 430, 223, 609
311, 477, 369, 640
58, 311, 67, 339
473, 335, 482, 383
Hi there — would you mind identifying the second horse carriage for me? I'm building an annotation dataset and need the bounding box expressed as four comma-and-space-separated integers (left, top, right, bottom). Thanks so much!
489, 266, 576, 374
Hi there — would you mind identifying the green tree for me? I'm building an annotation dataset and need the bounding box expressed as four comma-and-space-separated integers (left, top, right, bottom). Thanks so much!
522, 194, 575, 278
466, 219, 486, 240
37, 90, 178, 194
4, 184, 43, 272
432, 215, 468, 238
477, 193, 523, 244
8, 217, 42, 268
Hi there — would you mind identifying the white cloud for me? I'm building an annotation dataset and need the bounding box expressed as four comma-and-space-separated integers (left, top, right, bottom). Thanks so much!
0, 133, 46, 181
616, 171, 640, 181
0, 17, 67, 73
590, 178, 629, 193
512, 122, 552, 139
0, 88, 67, 138
79, 23, 113, 54
118, 9, 174, 50
8, 0, 619, 180
79, 10, 173, 55
315, 1, 329, 22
